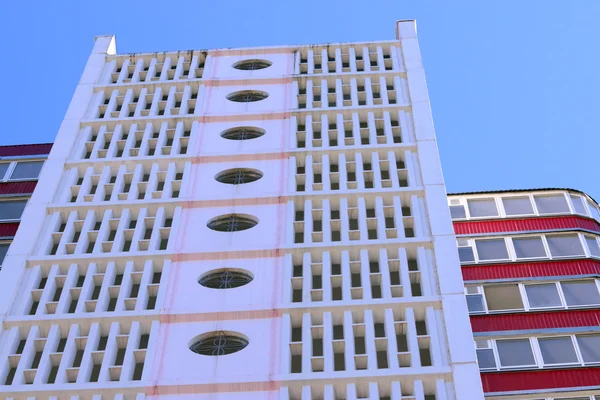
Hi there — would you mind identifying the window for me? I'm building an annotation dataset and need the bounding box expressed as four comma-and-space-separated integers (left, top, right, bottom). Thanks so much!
465, 287, 485, 312
570, 195, 588, 215
449, 205, 466, 219
547, 234, 584, 257
0, 201, 27, 221
576, 335, 600, 364
207, 214, 258, 232
538, 336, 578, 365
198, 269, 253, 289
561, 281, 600, 306
502, 196, 534, 216
513, 236, 546, 259
534, 194, 569, 214
467, 198, 498, 217
458, 246, 475, 263
0, 163, 9, 180
0, 243, 9, 265
496, 339, 536, 368
586, 236, 600, 257
232, 59, 272, 71
484, 284, 523, 311
189, 332, 249, 356
524, 283, 562, 308
215, 169, 263, 185
475, 340, 496, 370
588, 201, 600, 221
10, 161, 44, 180
475, 238, 509, 261
226, 90, 269, 103
220, 126, 265, 140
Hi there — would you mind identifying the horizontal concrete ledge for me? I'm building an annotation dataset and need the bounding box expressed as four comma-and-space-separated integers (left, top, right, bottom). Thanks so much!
3, 296, 442, 329
25, 238, 435, 268
0, 367, 453, 395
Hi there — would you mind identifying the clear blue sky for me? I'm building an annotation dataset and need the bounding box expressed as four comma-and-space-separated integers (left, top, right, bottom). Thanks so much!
1, 1, 599, 199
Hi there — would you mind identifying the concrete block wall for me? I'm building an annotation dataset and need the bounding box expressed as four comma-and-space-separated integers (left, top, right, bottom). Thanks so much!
0, 20, 484, 400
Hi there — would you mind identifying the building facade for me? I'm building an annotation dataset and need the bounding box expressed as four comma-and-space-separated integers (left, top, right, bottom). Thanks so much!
0, 20, 484, 400
0, 143, 52, 267
449, 189, 600, 400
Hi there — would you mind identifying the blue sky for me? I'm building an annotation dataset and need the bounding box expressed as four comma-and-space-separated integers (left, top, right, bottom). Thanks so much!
1, 1, 599, 199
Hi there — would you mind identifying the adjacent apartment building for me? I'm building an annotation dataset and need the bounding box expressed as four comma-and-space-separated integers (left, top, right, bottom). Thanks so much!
449, 189, 600, 400
0, 20, 485, 400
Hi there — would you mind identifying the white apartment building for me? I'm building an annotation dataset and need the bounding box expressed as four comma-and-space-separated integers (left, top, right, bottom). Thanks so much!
0, 20, 484, 400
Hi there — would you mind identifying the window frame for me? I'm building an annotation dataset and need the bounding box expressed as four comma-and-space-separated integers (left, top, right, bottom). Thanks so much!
448, 192, 600, 221
0, 199, 28, 222
476, 334, 600, 371
0, 159, 45, 182
466, 279, 600, 315
457, 232, 596, 265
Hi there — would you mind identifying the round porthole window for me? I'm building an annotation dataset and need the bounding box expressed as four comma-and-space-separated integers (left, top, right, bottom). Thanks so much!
233, 59, 272, 71
207, 214, 258, 232
227, 90, 269, 103
220, 126, 265, 141
215, 168, 263, 185
190, 331, 249, 356
199, 269, 254, 289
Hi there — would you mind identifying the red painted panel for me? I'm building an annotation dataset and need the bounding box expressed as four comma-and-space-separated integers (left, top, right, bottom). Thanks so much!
462, 259, 600, 281
481, 368, 600, 393
0, 143, 52, 157
471, 309, 600, 332
0, 181, 37, 195
454, 216, 600, 235
0, 223, 19, 237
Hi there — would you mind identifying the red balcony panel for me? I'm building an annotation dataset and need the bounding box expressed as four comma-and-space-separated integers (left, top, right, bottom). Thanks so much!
0, 143, 52, 157
481, 368, 600, 393
0, 181, 37, 195
462, 259, 600, 281
0, 223, 19, 237
471, 309, 600, 332
454, 216, 600, 235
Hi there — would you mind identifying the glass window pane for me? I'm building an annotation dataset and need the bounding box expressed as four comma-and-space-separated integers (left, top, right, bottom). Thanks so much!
547, 235, 585, 257
484, 284, 524, 311
585, 236, 600, 257
525, 283, 562, 308
475, 239, 509, 261
0, 201, 27, 221
562, 281, 600, 306
449, 205, 466, 219
466, 295, 485, 312
513, 236, 547, 259
10, 161, 43, 180
0, 163, 9, 180
570, 195, 588, 215
576, 335, 600, 363
534, 194, 570, 214
476, 349, 496, 369
0, 244, 8, 265
502, 197, 534, 216
496, 339, 535, 367
538, 337, 578, 364
458, 247, 475, 263
467, 198, 498, 218
587, 201, 600, 221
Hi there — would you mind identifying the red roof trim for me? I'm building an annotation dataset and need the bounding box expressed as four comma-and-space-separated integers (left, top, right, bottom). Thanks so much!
0, 223, 19, 237
453, 216, 600, 236
481, 367, 600, 393
470, 309, 600, 332
462, 259, 600, 281
0, 143, 52, 157
0, 181, 37, 196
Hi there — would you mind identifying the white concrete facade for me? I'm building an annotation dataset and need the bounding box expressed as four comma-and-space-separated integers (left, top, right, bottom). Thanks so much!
0, 20, 484, 400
